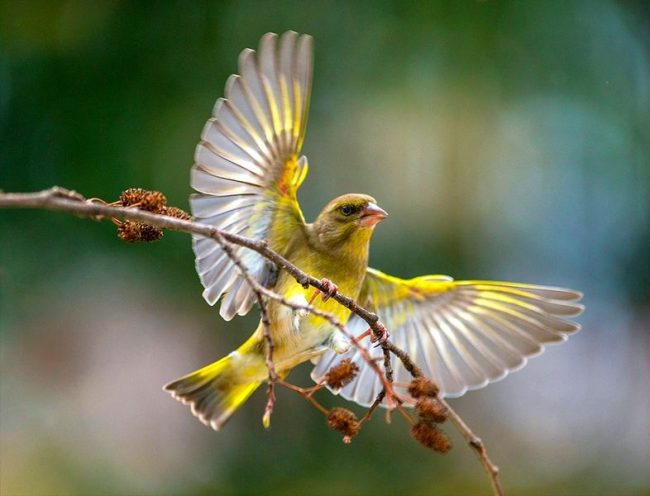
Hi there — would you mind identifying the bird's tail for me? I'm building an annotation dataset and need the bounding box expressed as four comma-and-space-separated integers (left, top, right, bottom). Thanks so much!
164, 340, 264, 431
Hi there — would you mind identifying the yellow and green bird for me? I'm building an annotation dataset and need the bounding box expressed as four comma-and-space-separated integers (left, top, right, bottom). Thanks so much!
164, 32, 584, 430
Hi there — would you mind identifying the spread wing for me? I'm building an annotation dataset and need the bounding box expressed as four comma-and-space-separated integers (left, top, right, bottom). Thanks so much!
191, 31, 313, 320
312, 268, 584, 406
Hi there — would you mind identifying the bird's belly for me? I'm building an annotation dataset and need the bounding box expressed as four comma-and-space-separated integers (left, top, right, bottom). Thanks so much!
267, 274, 361, 369
272, 299, 335, 354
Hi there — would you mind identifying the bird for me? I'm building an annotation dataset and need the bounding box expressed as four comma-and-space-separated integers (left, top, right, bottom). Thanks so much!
164, 31, 584, 431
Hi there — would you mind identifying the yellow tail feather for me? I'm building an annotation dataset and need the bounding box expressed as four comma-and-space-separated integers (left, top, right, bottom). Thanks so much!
164, 352, 262, 431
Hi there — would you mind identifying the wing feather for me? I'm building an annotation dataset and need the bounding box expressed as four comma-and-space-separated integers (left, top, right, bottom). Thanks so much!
191, 32, 313, 319
312, 268, 583, 406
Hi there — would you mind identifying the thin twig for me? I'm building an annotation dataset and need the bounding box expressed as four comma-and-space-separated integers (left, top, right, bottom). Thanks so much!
440, 397, 504, 496
360, 345, 394, 426
277, 379, 330, 415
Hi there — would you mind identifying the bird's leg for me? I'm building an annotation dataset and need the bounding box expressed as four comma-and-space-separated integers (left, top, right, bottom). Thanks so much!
319, 278, 338, 301
356, 328, 372, 341
308, 289, 320, 305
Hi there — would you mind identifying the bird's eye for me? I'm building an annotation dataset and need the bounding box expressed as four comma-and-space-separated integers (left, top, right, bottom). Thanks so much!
339, 204, 354, 216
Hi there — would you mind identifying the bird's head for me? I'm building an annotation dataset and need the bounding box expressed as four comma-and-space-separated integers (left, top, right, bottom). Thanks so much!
313, 194, 388, 252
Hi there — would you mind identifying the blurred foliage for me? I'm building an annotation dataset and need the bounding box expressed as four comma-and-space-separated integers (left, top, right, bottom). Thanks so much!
1, 1, 649, 495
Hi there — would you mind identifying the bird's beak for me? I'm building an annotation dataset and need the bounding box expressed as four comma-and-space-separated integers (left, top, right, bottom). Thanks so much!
359, 203, 388, 228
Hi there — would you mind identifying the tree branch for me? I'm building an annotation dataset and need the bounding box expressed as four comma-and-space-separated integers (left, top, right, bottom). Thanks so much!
0, 187, 504, 495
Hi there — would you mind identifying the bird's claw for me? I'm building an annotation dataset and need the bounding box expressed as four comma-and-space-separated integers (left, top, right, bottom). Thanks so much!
319, 278, 338, 301
371, 323, 390, 346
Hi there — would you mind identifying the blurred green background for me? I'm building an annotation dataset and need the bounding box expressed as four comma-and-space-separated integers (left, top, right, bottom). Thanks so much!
1, 1, 649, 495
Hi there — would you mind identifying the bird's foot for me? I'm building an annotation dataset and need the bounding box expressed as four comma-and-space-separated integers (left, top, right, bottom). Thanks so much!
319, 278, 338, 301
370, 322, 390, 345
